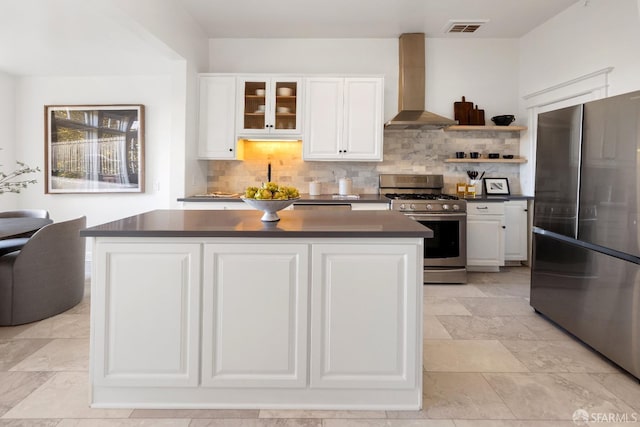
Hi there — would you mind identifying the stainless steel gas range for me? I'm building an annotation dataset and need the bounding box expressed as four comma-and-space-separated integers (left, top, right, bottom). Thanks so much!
380, 174, 467, 284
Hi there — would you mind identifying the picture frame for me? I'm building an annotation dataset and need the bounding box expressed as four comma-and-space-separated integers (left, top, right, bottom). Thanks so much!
45, 105, 144, 194
483, 177, 510, 195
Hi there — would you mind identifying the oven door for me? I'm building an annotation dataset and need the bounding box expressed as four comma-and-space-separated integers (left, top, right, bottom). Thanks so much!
406, 213, 467, 268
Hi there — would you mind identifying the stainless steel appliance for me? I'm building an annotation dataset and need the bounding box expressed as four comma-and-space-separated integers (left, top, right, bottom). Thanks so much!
380, 174, 467, 284
531, 90, 640, 380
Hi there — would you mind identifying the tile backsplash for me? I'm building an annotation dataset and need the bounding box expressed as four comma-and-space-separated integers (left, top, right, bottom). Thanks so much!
207, 129, 523, 195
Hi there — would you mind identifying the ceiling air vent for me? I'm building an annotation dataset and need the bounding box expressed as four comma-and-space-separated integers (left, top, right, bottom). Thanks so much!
446, 20, 488, 33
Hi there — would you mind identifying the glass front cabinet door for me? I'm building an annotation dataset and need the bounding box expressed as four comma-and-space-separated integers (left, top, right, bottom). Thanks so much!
237, 77, 302, 136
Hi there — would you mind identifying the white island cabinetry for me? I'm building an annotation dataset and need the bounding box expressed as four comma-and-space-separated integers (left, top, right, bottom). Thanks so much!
85, 210, 427, 410
92, 242, 201, 387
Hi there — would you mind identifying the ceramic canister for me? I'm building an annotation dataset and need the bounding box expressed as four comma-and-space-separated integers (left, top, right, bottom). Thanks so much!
338, 178, 352, 195
309, 181, 321, 196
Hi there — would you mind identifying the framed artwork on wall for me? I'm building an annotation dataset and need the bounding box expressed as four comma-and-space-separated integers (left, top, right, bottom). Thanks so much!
483, 177, 510, 195
44, 105, 145, 194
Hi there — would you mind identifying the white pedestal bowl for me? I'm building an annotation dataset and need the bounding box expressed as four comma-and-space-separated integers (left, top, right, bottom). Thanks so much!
241, 198, 299, 221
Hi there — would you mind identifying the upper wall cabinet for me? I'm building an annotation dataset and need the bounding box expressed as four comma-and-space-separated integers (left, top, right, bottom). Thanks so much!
303, 77, 383, 161
237, 77, 302, 137
198, 75, 239, 160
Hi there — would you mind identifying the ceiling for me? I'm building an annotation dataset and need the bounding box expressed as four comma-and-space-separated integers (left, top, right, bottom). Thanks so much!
0, 0, 580, 77
179, 0, 580, 38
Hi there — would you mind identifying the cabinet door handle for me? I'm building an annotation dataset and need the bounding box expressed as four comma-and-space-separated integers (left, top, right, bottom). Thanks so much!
502, 225, 506, 229
524, 209, 528, 212
476, 206, 488, 210
228, 148, 233, 152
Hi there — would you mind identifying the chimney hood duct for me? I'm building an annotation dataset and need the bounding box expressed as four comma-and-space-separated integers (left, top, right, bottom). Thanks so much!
385, 33, 457, 130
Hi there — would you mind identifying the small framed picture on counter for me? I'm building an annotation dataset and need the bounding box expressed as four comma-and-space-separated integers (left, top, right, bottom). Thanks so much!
484, 178, 510, 195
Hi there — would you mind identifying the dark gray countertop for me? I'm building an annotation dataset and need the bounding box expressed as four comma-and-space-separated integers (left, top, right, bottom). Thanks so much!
464, 194, 534, 202
178, 194, 390, 204
81, 209, 433, 238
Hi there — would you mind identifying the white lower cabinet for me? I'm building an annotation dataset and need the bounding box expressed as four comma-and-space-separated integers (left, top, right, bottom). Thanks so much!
467, 202, 505, 270
92, 242, 201, 387
310, 243, 418, 389
90, 237, 422, 408
504, 200, 528, 261
201, 243, 309, 388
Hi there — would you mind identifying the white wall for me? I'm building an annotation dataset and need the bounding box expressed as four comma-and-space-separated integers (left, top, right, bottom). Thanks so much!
520, 0, 640, 99
110, 0, 210, 201
209, 37, 520, 125
0, 72, 18, 210
14, 75, 174, 227
518, 0, 640, 194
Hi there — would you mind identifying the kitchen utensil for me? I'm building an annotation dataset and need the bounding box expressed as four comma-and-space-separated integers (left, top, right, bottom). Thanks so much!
256, 104, 265, 112
470, 106, 485, 125
454, 96, 473, 125
488, 153, 500, 159
466, 170, 478, 180
491, 115, 515, 126
502, 154, 514, 159
469, 152, 480, 159
455, 151, 466, 158
478, 171, 485, 181
255, 89, 266, 96
276, 106, 290, 113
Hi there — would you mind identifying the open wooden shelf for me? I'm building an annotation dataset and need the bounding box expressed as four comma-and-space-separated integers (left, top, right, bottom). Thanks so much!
446, 125, 527, 132
445, 158, 527, 164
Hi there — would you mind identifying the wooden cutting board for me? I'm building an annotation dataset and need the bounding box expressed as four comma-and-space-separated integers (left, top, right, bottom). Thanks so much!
470, 106, 485, 125
454, 96, 473, 125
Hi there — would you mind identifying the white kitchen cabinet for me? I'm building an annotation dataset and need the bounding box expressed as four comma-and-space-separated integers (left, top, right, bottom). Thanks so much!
92, 242, 201, 387
310, 243, 419, 389
504, 200, 528, 262
237, 76, 302, 137
201, 243, 309, 388
303, 77, 383, 161
89, 234, 423, 408
198, 75, 239, 159
467, 202, 505, 271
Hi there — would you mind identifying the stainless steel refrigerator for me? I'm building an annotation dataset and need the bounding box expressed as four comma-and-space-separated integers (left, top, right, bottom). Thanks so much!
531, 90, 640, 380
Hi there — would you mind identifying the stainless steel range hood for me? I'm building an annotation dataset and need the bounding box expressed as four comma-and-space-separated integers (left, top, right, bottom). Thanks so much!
385, 33, 457, 130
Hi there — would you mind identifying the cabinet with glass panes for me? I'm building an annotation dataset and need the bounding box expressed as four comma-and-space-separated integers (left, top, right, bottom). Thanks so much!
237, 77, 302, 137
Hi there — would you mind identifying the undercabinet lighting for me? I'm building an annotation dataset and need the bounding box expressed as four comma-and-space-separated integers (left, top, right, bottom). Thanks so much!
243, 139, 302, 143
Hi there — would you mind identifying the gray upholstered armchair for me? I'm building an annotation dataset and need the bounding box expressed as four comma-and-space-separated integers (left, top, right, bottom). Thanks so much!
0, 216, 86, 326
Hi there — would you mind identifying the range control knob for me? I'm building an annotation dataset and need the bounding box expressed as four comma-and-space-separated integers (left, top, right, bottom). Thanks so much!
399, 204, 406, 210
442, 204, 450, 211
426, 204, 433, 211
410, 204, 416, 210
452, 204, 460, 211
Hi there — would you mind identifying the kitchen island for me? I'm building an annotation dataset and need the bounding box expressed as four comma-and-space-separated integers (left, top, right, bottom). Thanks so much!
81, 209, 431, 410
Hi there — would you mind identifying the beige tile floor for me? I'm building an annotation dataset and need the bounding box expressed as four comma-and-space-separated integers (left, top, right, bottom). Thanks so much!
1, 267, 639, 426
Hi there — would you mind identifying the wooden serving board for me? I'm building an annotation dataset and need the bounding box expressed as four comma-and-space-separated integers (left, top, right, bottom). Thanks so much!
454, 96, 473, 125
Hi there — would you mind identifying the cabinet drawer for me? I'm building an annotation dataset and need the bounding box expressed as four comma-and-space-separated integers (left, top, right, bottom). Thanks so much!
467, 202, 505, 215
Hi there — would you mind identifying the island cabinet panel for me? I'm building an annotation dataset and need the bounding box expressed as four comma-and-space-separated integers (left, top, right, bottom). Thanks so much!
92, 242, 201, 387
310, 244, 419, 389
201, 243, 309, 388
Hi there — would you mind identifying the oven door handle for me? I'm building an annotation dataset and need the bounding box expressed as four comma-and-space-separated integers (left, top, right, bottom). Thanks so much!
407, 213, 467, 221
